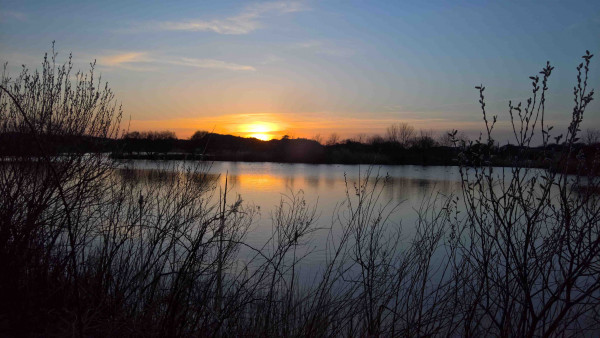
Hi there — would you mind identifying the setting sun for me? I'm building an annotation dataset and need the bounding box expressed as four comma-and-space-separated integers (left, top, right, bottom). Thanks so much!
240, 122, 279, 141
250, 133, 271, 141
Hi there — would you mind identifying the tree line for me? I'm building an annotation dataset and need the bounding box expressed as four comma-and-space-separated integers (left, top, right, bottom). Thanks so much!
113, 124, 599, 172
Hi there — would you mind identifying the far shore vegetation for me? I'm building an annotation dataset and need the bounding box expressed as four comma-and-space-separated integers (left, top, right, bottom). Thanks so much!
115, 127, 600, 173
4, 123, 598, 173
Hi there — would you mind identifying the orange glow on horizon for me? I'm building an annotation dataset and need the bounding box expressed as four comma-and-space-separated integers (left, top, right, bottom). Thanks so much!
126, 113, 467, 141
250, 133, 271, 141
239, 122, 279, 141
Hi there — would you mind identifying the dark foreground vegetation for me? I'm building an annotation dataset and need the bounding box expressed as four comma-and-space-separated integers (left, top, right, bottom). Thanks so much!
1, 47, 599, 337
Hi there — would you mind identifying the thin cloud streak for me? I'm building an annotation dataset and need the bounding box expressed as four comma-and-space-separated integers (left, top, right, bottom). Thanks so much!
289, 40, 354, 57
97, 52, 255, 72
101, 52, 149, 66
155, 1, 308, 35
0, 10, 27, 22
167, 57, 256, 71
159, 17, 259, 35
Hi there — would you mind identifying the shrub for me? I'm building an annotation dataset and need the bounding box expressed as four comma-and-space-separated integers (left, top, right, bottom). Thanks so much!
448, 51, 599, 336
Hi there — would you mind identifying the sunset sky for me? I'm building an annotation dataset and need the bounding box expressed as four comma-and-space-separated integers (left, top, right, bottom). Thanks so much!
1, 0, 599, 141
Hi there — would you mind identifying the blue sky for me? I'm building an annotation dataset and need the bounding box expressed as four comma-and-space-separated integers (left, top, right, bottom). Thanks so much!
1, 0, 599, 141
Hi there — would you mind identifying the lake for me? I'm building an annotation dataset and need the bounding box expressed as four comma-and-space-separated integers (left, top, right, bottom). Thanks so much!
115, 160, 583, 280
118, 161, 470, 269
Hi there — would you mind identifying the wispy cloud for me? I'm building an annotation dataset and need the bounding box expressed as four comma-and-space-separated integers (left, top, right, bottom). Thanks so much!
158, 16, 258, 35
97, 51, 255, 72
167, 58, 256, 71
0, 10, 27, 22
0, 51, 38, 64
289, 40, 354, 57
154, 1, 308, 35
96, 52, 158, 71
100, 52, 149, 66
565, 16, 600, 32
260, 54, 284, 65
290, 40, 322, 49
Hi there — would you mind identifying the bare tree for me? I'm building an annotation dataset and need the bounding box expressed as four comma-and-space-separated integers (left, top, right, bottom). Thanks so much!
326, 133, 340, 146
352, 133, 369, 143
191, 130, 209, 141
585, 128, 600, 144
0, 45, 123, 335
312, 133, 323, 145
368, 134, 385, 145
449, 51, 600, 336
386, 122, 415, 146
411, 129, 436, 148
386, 123, 401, 143
437, 129, 455, 146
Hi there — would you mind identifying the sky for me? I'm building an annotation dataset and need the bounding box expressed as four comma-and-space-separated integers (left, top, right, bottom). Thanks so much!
1, 0, 599, 142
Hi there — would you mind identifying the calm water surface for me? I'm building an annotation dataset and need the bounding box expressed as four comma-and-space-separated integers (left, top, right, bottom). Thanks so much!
126, 161, 464, 260
124, 160, 565, 279
129, 161, 462, 206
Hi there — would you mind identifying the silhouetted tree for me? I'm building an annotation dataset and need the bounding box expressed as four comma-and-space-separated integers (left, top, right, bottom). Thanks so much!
585, 128, 600, 144
190, 130, 209, 141
326, 133, 340, 146
386, 122, 415, 146
411, 129, 436, 149
312, 133, 323, 145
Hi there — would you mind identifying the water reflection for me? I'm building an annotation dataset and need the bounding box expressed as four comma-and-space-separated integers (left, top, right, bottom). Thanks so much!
383, 176, 459, 202
233, 173, 286, 192
116, 166, 219, 186
118, 161, 557, 271
121, 161, 464, 220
